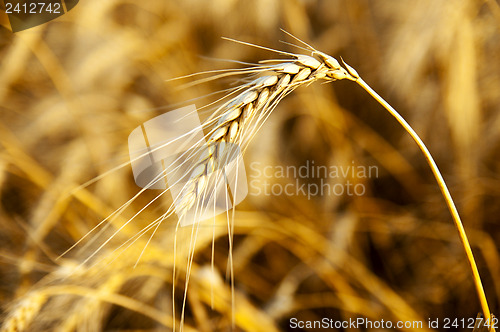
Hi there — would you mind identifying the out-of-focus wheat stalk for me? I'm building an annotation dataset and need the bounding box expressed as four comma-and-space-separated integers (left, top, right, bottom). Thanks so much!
1, 293, 47, 332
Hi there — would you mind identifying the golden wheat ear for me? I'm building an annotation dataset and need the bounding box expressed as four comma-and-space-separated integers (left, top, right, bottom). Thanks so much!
166, 31, 496, 330
337, 58, 495, 330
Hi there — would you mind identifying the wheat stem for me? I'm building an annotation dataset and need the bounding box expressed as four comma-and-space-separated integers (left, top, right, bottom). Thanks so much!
355, 76, 493, 330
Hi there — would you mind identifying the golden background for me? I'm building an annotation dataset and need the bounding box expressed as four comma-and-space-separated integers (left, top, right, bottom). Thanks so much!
0, 0, 499, 330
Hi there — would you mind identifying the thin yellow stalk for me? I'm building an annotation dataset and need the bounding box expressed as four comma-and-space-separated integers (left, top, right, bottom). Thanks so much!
354, 76, 494, 330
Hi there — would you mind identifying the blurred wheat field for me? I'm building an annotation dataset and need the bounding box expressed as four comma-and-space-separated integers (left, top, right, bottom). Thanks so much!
1, 0, 500, 331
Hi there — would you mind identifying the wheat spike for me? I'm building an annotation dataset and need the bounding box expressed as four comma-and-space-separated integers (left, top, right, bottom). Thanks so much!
166, 37, 359, 332
174, 45, 355, 221
1, 292, 47, 332
170, 33, 493, 331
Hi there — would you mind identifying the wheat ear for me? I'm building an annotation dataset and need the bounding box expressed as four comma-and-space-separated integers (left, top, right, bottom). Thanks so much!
171, 41, 354, 332
1, 292, 47, 332
174, 48, 351, 218
173, 34, 494, 330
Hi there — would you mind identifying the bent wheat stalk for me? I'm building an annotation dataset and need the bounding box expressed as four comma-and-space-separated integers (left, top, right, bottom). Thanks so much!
172, 33, 494, 330
351, 73, 495, 330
